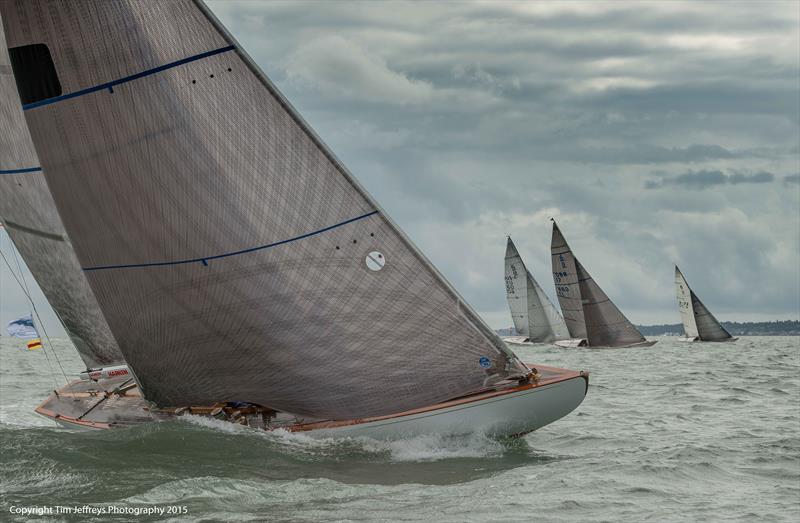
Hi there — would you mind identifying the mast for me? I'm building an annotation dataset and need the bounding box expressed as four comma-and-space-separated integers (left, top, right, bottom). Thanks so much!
0, 19, 124, 369
1, 0, 528, 419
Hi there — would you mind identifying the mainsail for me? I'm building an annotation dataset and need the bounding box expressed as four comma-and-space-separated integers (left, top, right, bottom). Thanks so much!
0, 23, 123, 369
550, 222, 587, 339
674, 266, 699, 338
674, 265, 733, 341
0, 0, 528, 419
551, 221, 649, 347
504, 237, 568, 342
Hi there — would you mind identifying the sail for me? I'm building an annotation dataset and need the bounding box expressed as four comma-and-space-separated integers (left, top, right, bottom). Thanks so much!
504, 238, 530, 337
530, 273, 571, 341
504, 237, 568, 342
675, 266, 732, 341
674, 266, 699, 338
575, 260, 647, 347
0, 0, 528, 419
550, 222, 587, 339
0, 23, 124, 369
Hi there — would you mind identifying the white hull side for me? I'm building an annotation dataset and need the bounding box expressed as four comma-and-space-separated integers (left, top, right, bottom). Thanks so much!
304, 376, 587, 440
502, 336, 533, 346
679, 336, 738, 343
553, 338, 588, 348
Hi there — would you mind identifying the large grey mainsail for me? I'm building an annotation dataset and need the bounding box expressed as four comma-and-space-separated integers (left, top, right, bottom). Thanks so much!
674, 265, 733, 341
0, 21, 123, 369
550, 222, 587, 339
551, 221, 649, 347
504, 237, 568, 342
0, 0, 528, 419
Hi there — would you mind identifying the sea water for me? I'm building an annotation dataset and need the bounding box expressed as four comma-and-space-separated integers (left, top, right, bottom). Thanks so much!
1, 336, 798, 522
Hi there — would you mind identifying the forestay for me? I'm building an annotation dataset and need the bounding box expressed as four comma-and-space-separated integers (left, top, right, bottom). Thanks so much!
504, 237, 568, 342
1, 0, 528, 419
0, 21, 123, 369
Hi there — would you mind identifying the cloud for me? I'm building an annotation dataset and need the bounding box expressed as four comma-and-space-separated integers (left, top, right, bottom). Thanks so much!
284, 35, 436, 104
646, 170, 777, 189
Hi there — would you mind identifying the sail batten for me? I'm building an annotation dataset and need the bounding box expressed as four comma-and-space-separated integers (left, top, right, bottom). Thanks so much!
0, 21, 125, 369
1, 0, 527, 419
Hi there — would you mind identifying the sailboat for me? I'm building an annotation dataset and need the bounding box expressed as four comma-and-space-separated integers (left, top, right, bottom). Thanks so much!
550, 220, 656, 348
0, 1, 588, 438
675, 265, 737, 342
503, 236, 574, 345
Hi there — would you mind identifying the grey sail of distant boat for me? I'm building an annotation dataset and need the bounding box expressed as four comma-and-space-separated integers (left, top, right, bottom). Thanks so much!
550, 221, 655, 348
1, 0, 530, 420
0, 24, 123, 369
674, 266, 736, 342
504, 237, 569, 343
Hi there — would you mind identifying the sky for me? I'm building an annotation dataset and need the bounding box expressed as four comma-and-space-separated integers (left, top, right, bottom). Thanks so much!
2, 0, 799, 335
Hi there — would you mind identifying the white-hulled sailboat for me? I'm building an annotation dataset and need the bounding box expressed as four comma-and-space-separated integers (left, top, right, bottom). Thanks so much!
503, 236, 577, 346
675, 265, 737, 342
0, 1, 587, 438
550, 220, 656, 348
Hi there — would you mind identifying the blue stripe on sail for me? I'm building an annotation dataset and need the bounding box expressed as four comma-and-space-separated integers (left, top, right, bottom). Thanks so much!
23, 45, 237, 110
83, 210, 380, 271
0, 167, 42, 175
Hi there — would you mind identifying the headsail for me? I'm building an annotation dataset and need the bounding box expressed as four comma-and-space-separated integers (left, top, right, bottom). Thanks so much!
551, 221, 649, 347
1, 0, 528, 419
505, 237, 568, 342
675, 266, 733, 341
575, 259, 648, 347
0, 22, 124, 368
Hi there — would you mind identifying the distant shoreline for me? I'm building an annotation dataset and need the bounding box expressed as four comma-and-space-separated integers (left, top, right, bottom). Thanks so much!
496, 320, 800, 337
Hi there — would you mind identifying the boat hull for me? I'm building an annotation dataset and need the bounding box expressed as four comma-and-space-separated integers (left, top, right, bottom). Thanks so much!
553, 338, 588, 348
34, 365, 588, 439
300, 373, 587, 439
678, 336, 738, 343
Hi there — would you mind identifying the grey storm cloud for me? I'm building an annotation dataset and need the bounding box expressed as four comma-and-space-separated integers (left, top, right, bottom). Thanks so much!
645, 170, 777, 189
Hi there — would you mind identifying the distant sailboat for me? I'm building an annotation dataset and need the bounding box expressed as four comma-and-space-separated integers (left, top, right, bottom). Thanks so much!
674, 266, 737, 342
503, 236, 571, 345
0, 0, 588, 437
550, 220, 656, 348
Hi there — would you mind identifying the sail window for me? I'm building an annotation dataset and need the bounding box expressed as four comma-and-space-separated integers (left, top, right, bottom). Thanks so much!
8, 44, 62, 105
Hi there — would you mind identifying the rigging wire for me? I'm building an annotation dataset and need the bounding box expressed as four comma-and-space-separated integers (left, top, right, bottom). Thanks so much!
0, 232, 68, 388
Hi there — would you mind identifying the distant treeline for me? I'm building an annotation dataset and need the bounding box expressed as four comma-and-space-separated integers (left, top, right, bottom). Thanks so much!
496, 320, 800, 337
635, 320, 800, 336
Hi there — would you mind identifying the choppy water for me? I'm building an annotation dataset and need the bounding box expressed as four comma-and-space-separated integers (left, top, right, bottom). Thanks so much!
1, 337, 798, 522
